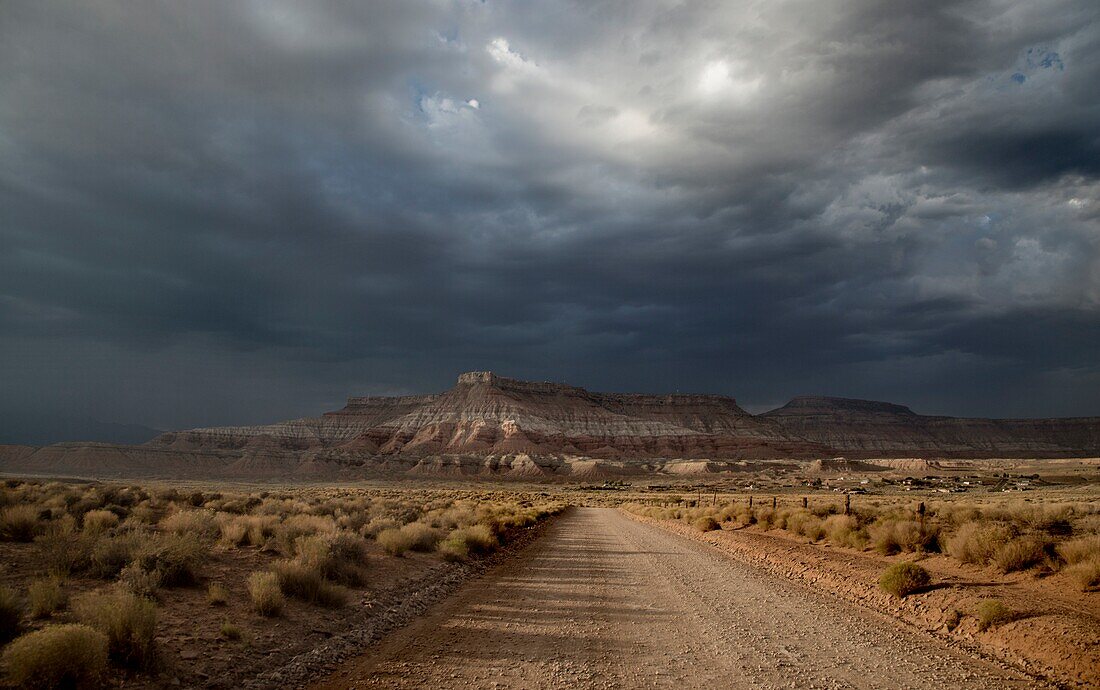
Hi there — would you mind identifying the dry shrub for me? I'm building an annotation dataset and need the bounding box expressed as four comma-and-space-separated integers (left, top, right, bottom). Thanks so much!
217, 514, 278, 547
363, 517, 399, 538
275, 514, 336, 554
219, 621, 243, 641
869, 520, 939, 555
127, 502, 165, 525
73, 591, 157, 668
336, 510, 371, 533
1057, 535, 1100, 565
946, 521, 1012, 565
786, 511, 825, 541
293, 533, 369, 586
0, 586, 23, 643
81, 509, 119, 535
0, 505, 42, 542
219, 519, 249, 546
993, 536, 1051, 573
755, 508, 777, 530
437, 537, 469, 562
118, 563, 162, 599
271, 560, 348, 608
879, 562, 931, 598
0, 624, 108, 689
377, 522, 441, 556
161, 509, 218, 539
732, 505, 755, 525
36, 516, 92, 576
207, 583, 229, 606
976, 599, 1017, 631
1007, 503, 1074, 536
1065, 557, 1100, 590
27, 577, 67, 619
693, 516, 720, 532
134, 532, 207, 586
90, 530, 147, 579
441, 524, 497, 558
823, 515, 867, 549
247, 572, 284, 617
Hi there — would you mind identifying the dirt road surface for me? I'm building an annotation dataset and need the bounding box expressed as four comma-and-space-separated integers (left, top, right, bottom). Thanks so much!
311, 508, 1040, 689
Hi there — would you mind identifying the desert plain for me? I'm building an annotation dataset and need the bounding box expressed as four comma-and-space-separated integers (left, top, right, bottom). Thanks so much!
0, 449, 1097, 689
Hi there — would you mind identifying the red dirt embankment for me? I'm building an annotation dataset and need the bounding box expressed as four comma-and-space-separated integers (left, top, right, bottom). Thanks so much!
623, 511, 1099, 688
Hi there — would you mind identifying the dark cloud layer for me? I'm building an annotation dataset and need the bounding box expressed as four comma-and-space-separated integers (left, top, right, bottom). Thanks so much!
1, 0, 1099, 440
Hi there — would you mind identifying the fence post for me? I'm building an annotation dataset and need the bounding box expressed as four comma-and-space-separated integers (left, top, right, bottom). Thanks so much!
917, 502, 926, 530
845, 494, 851, 515
772, 496, 777, 509
802, 496, 808, 509
749, 496, 753, 509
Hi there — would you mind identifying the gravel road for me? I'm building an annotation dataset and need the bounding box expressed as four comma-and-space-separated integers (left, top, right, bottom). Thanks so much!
311, 507, 1039, 689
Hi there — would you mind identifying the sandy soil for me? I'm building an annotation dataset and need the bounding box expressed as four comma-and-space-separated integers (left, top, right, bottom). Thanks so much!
312, 507, 1039, 689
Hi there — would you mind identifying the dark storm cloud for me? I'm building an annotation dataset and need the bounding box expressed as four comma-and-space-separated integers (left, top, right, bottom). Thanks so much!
1, 0, 1099, 439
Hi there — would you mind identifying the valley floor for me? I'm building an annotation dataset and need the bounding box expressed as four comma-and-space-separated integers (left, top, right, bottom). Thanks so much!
311, 508, 1039, 690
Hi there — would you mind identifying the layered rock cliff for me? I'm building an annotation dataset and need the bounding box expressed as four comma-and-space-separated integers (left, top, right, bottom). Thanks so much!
151, 371, 822, 460
2, 373, 1098, 479
763, 396, 1100, 458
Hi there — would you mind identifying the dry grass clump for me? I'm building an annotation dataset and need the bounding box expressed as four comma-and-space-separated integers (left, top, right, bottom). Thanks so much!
992, 502, 1074, 536
73, 591, 157, 668
27, 577, 67, 618
118, 563, 162, 599
271, 559, 348, 608
274, 514, 336, 554
292, 533, 369, 585
363, 517, 400, 538
823, 515, 867, 549
463, 523, 500, 552
89, 530, 147, 579
132, 532, 207, 587
783, 511, 825, 541
219, 621, 243, 641
81, 509, 120, 535
992, 535, 1052, 573
976, 599, 1018, 631
1057, 534, 1100, 565
207, 583, 229, 606
946, 521, 1013, 565
0, 586, 24, 643
879, 562, 931, 598
869, 520, 939, 555
247, 571, 284, 617
1058, 535, 1100, 590
0, 504, 42, 542
1065, 558, 1100, 590
160, 509, 218, 539
35, 516, 92, 577
693, 516, 721, 532
0, 624, 108, 689
377, 522, 442, 556
436, 524, 499, 562
218, 514, 278, 546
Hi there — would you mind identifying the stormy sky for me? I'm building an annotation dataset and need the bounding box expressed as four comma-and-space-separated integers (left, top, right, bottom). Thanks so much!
2, 0, 1099, 441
